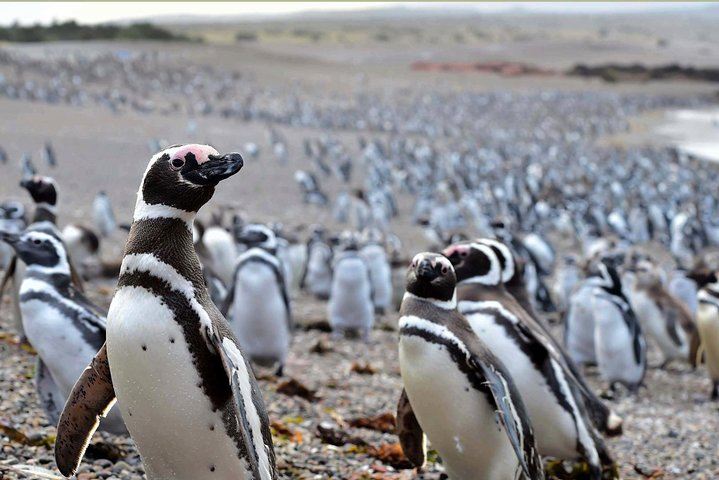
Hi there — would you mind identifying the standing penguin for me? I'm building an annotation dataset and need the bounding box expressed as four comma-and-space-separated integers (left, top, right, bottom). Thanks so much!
327, 237, 374, 340
623, 259, 697, 368
592, 256, 647, 394
0, 230, 125, 434
694, 272, 719, 399
301, 228, 333, 300
55, 144, 277, 480
359, 230, 392, 315
443, 241, 615, 478
225, 224, 292, 376
93, 191, 117, 238
396, 252, 543, 480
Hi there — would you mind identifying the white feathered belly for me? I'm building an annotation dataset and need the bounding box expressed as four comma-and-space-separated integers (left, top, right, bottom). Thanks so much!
399, 335, 518, 480
107, 287, 252, 480
593, 299, 642, 386
630, 291, 687, 360
465, 312, 586, 460
20, 299, 98, 395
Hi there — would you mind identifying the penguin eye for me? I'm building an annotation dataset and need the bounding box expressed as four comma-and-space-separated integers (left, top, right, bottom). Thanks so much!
32, 238, 42, 245
171, 158, 185, 170
459, 250, 468, 258
411, 260, 417, 268
441, 265, 449, 275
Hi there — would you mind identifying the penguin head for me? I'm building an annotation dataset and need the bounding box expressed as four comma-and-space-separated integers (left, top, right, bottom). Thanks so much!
442, 241, 502, 286
476, 238, 516, 284
140, 144, 243, 213
0, 200, 26, 222
406, 252, 456, 303
238, 224, 277, 253
20, 176, 57, 206
1, 230, 69, 273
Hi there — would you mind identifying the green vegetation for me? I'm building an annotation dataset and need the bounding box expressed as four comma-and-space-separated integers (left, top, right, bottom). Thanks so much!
0, 20, 193, 43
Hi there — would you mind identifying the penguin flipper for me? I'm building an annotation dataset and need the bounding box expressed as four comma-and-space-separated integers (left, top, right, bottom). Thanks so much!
0, 254, 17, 306
55, 344, 117, 478
476, 361, 544, 480
213, 332, 278, 479
396, 388, 426, 468
36, 358, 63, 426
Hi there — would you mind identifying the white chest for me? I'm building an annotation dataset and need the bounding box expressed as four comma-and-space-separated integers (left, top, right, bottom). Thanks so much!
106, 286, 253, 480
399, 334, 519, 480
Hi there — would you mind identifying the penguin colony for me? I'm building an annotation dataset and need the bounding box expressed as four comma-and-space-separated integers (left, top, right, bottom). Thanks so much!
1, 66, 719, 478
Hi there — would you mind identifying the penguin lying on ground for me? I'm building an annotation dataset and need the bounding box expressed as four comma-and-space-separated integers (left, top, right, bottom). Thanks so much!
224, 224, 292, 377
0, 230, 125, 434
396, 252, 543, 480
443, 241, 616, 478
55, 144, 277, 480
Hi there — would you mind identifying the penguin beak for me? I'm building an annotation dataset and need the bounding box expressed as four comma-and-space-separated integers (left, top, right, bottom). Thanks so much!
416, 259, 438, 280
0, 231, 19, 245
183, 153, 244, 186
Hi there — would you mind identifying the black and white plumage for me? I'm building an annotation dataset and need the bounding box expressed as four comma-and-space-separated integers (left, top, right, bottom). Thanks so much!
0, 230, 125, 434
695, 273, 719, 399
592, 256, 647, 393
444, 241, 616, 477
397, 252, 543, 480
55, 144, 277, 480
225, 224, 292, 376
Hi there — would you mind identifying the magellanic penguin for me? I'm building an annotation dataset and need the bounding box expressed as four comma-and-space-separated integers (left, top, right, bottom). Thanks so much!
591, 255, 647, 394
396, 252, 543, 480
443, 241, 615, 478
693, 271, 719, 399
224, 224, 292, 377
0, 230, 125, 434
55, 144, 277, 480
300, 228, 333, 300
623, 259, 698, 368
467, 238, 622, 437
327, 237, 374, 340
0, 176, 84, 340
359, 229, 392, 315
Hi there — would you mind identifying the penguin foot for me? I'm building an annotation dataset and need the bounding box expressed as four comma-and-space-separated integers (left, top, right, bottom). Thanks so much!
275, 364, 285, 378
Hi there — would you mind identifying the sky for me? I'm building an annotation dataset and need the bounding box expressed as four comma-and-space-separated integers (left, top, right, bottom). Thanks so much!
1, 2, 711, 26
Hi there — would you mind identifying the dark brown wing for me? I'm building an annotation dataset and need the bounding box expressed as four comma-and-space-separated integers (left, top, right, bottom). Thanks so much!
396, 388, 426, 468
55, 344, 117, 477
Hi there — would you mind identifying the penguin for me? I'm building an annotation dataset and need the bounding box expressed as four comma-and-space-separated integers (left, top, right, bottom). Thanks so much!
443, 241, 615, 477
93, 191, 117, 237
0, 230, 125, 434
591, 255, 647, 394
301, 229, 333, 300
695, 273, 719, 399
61, 224, 101, 278
359, 230, 392, 315
623, 259, 697, 368
553, 254, 582, 316
565, 277, 602, 367
42, 141, 57, 168
54, 144, 277, 480
327, 238, 374, 340
224, 224, 292, 377
396, 252, 543, 480
0, 200, 26, 269
201, 223, 239, 288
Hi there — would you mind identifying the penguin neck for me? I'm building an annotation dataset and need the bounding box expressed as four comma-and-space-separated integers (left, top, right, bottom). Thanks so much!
26, 262, 71, 281
456, 281, 505, 302
33, 203, 57, 224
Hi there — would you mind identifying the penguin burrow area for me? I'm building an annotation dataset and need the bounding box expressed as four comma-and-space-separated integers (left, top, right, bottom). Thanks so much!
2, 9, 719, 480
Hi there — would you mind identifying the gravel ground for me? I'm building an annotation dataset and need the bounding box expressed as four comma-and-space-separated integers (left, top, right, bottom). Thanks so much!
2, 277, 719, 480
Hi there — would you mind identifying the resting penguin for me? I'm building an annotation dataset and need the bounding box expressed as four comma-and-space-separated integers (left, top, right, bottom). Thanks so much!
470, 238, 622, 437
0, 230, 125, 434
224, 224, 292, 377
359, 230, 392, 315
396, 252, 543, 480
623, 259, 698, 368
327, 237, 374, 340
443, 241, 615, 477
694, 272, 719, 399
591, 256, 647, 394
55, 144, 277, 480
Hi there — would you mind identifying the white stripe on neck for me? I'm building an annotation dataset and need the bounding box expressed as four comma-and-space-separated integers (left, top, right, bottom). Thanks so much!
36, 202, 57, 214
403, 290, 457, 310
133, 197, 195, 229
399, 314, 468, 356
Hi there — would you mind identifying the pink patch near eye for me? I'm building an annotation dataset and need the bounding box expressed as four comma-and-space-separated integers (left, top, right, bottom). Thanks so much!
173, 144, 219, 165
